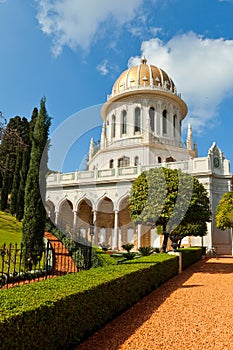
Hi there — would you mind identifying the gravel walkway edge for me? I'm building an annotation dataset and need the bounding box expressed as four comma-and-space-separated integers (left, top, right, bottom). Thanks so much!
76, 257, 233, 350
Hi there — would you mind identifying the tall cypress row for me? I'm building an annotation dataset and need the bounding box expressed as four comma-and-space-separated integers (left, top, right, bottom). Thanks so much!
10, 149, 22, 215
0, 155, 10, 211
16, 147, 31, 221
16, 109, 38, 221
22, 98, 51, 268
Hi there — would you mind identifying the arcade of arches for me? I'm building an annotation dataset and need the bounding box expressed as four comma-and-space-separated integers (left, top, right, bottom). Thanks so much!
46, 197, 161, 250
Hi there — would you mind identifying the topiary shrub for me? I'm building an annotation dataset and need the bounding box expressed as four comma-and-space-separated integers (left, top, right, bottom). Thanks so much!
122, 243, 134, 252
138, 246, 154, 256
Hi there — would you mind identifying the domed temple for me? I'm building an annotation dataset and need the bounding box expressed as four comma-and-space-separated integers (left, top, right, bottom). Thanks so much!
46, 56, 233, 255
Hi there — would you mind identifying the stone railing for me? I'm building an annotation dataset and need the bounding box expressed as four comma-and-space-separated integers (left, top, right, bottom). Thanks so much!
107, 84, 181, 101
47, 157, 212, 188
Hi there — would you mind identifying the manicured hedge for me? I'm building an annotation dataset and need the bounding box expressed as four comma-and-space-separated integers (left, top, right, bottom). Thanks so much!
0, 253, 178, 350
178, 247, 202, 270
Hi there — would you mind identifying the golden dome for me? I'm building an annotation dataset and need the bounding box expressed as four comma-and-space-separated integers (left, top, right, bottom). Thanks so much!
101, 55, 187, 121
111, 55, 176, 96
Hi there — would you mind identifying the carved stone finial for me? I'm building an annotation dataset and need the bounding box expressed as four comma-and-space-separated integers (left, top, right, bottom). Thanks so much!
140, 53, 147, 64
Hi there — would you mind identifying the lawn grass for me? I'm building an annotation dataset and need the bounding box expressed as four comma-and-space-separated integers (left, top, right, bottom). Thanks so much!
0, 211, 22, 245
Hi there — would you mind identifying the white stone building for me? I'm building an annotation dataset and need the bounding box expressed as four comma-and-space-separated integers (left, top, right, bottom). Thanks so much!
46, 56, 233, 255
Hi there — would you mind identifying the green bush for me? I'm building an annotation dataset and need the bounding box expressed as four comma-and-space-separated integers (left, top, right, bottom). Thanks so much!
92, 246, 117, 267
138, 246, 154, 256
178, 247, 202, 269
122, 243, 134, 252
0, 254, 178, 350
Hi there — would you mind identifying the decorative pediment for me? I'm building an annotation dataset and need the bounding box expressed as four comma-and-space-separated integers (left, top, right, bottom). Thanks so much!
208, 142, 224, 160
208, 142, 225, 170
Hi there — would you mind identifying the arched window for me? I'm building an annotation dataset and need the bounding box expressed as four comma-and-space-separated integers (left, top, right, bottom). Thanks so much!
149, 107, 155, 132
173, 114, 177, 137
118, 156, 130, 168
162, 109, 167, 134
112, 114, 116, 138
134, 107, 141, 133
109, 159, 114, 168
122, 110, 127, 134
158, 156, 162, 163
134, 156, 139, 166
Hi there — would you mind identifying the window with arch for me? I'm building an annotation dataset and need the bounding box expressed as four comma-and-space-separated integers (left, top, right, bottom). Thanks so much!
134, 156, 139, 166
149, 107, 155, 132
109, 159, 114, 168
112, 114, 116, 138
118, 156, 130, 168
134, 107, 141, 133
158, 156, 162, 163
173, 114, 177, 137
162, 109, 167, 134
122, 110, 127, 134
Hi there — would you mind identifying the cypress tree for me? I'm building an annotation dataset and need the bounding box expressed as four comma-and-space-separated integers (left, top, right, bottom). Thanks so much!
10, 149, 22, 215
0, 155, 10, 211
16, 110, 37, 221
22, 98, 51, 268
16, 147, 31, 221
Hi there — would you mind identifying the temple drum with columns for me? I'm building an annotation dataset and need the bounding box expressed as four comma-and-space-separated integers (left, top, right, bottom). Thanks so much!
46, 56, 233, 255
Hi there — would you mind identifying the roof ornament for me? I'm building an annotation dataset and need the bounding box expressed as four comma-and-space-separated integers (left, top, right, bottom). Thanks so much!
140, 53, 147, 64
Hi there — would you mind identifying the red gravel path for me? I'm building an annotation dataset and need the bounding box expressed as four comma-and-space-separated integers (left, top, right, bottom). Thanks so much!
76, 257, 233, 350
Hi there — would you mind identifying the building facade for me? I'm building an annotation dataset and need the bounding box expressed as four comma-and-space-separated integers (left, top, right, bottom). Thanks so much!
46, 56, 233, 255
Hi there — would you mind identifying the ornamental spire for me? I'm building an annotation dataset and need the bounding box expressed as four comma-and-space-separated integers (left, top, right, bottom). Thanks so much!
186, 122, 193, 151
140, 53, 147, 64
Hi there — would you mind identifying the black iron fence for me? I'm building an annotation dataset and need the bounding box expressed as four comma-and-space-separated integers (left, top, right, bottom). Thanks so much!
0, 239, 92, 289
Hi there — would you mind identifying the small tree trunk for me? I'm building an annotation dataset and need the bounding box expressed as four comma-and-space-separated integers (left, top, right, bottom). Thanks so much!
161, 224, 169, 252
178, 239, 182, 248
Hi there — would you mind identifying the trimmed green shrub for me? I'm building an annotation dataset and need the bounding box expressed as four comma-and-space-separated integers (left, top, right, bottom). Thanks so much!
122, 243, 134, 252
138, 246, 154, 256
0, 254, 178, 350
92, 246, 117, 267
178, 247, 202, 270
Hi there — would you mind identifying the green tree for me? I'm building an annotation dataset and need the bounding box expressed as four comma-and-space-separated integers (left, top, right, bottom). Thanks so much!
15, 109, 38, 221
0, 116, 30, 208
22, 98, 51, 268
216, 192, 233, 230
10, 149, 22, 215
16, 147, 31, 221
0, 154, 10, 211
171, 176, 211, 245
129, 167, 211, 252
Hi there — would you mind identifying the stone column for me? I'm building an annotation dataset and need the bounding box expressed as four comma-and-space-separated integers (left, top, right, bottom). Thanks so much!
137, 223, 142, 249
113, 210, 119, 250
93, 210, 97, 244
73, 210, 78, 231
55, 211, 59, 225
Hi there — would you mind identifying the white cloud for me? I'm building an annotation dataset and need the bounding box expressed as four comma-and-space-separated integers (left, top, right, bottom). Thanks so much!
97, 60, 109, 76
129, 33, 233, 132
36, 0, 144, 56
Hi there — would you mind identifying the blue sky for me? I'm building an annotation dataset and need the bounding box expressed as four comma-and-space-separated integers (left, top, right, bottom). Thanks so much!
0, 0, 233, 172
